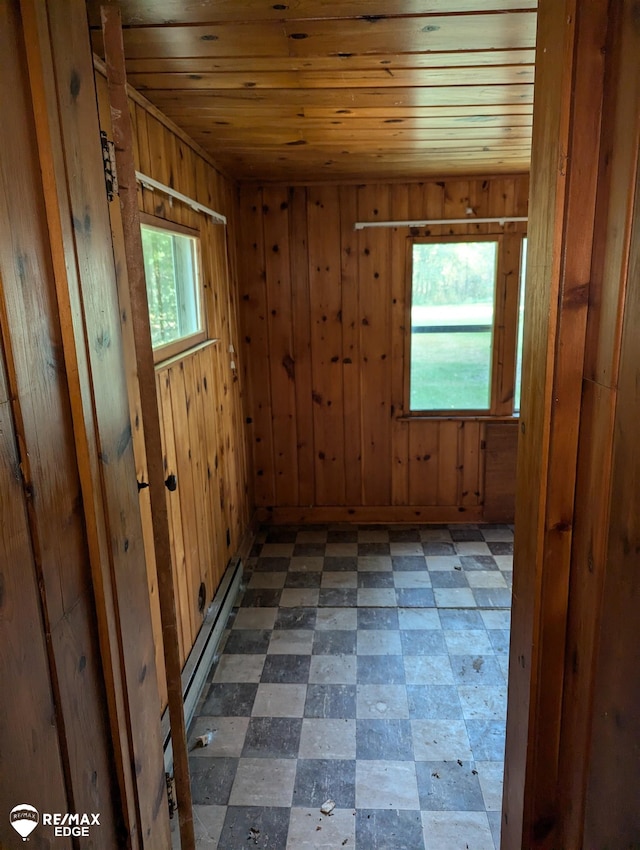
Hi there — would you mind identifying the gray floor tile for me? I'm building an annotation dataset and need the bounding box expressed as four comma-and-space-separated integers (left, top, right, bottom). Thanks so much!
395, 588, 436, 607
400, 629, 446, 656
260, 654, 311, 683
355, 761, 420, 809
293, 758, 356, 807
190, 522, 513, 850
357, 630, 403, 656
449, 655, 505, 686
473, 588, 513, 608
406, 685, 462, 720
487, 809, 502, 848
304, 684, 357, 718
392, 555, 429, 571
421, 810, 494, 850
324, 556, 358, 571
267, 629, 314, 655
229, 758, 296, 806
466, 719, 506, 761
357, 655, 406, 684
319, 587, 358, 607
308, 654, 357, 685
201, 683, 258, 716
190, 758, 238, 805
188, 716, 249, 758
284, 571, 322, 588
251, 683, 307, 717
357, 607, 400, 630
274, 607, 317, 630
218, 805, 291, 850
357, 718, 414, 760
423, 541, 456, 556
224, 629, 271, 655
356, 808, 425, 850
298, 718, 357, 759
438, 609, 485, 630
242, 717, 303, 758
286, 807, 356, 850
430, 570, 469, 588
312, 629, 357, 655
358, 571, 395, 587
358, 542, 391, 556
416, 760, 485, 811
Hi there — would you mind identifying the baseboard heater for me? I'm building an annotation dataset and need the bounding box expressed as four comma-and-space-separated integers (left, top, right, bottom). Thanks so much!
162, 556, 243, 773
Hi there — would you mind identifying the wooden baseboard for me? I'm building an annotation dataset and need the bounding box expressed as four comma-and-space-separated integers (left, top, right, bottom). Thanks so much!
255, 505, 485, 525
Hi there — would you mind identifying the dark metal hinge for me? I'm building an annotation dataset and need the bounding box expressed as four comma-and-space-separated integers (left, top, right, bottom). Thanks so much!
100, 130, 118, 202
165, 772, 176, 820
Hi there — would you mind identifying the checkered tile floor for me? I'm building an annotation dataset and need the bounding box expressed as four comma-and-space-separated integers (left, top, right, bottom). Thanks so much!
178, 524, 512, 850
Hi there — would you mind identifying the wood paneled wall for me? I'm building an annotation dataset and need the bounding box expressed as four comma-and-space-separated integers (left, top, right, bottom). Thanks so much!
237, 176, 527, 523
504, 1, 640, 847
95, 72, 251, 691
1, 1, 170, 846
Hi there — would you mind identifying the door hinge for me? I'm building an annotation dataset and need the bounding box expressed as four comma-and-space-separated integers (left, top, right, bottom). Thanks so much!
100, 130, 118, 202
165, 772, 176, 820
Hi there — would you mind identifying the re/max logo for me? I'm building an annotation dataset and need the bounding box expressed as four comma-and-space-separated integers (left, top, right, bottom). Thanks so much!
42, 813, 101, 826
43, 812, 101, 836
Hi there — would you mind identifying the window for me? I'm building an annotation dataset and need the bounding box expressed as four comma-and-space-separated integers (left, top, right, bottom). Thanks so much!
409, 239, 498, 412
140, 220, 205, 361
514, 237, 528, 413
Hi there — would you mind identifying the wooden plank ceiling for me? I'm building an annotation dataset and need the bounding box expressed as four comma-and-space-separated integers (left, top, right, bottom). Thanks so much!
88, 1, 536, 183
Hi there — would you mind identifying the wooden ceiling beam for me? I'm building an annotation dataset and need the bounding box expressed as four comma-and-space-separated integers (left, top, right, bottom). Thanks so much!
91, 13, 536, 60
129, 66, 535, 91
87, 0, 536, 27
122, 49, 536, 74
149, 85, 534, 110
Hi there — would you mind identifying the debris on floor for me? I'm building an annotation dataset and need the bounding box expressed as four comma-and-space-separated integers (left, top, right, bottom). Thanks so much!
248, 826, 260, 844
194, 731, 215, 748
320, 799, 336, 815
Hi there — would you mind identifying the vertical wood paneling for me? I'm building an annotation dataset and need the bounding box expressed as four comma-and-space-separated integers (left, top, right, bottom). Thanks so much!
460, 420, 482, 506
493, 234, 522, 415
339, 185, 363, 505
390, 184, 410, 505
358, 183, 392, 505
408, 422, 439, 505
308, 185, 346, 504
238, 185, 276, 506
437, 422, 461, 505
239, 176, 528, 522
157, 370, 189, 665
168, 360, 203, 643
290, 186, 315, 506
0, 326, 73, 850
263, 186, 299, 504
96, 70, 251, 682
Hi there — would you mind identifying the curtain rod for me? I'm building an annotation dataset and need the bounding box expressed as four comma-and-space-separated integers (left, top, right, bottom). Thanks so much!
354, 216, 528, 230
135, 171, 227, 225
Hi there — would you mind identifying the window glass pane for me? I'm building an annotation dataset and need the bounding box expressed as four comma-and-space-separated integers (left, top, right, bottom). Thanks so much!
514, 237, 527, 413
141, 224, 201, 350
410, 241, 497, 411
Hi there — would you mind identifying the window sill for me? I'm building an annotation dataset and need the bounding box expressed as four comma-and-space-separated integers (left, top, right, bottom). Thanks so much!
396, 413, 520, 422
154, 337, 220, 370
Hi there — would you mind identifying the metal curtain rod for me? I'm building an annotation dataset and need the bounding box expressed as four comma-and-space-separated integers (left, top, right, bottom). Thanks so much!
354, 216, 528, 230
135, 171, 227, 225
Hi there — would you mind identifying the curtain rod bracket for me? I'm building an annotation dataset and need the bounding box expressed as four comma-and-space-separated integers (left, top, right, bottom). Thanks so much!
135, 170, 227, 225
353, 216, 528, 231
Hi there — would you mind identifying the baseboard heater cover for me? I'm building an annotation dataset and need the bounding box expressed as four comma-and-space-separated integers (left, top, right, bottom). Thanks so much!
162, 556, 243, 773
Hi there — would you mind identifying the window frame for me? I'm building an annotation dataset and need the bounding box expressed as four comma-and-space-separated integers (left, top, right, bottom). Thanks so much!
139, 212, 207, 365
404, 232, 526, 419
